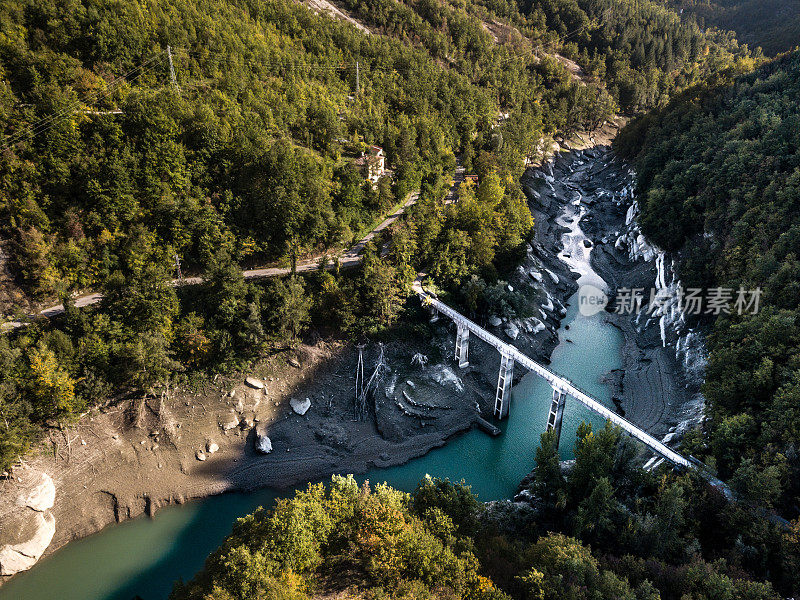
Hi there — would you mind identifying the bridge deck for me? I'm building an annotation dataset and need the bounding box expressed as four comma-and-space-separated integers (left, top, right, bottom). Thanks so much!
416, 286, 692, 469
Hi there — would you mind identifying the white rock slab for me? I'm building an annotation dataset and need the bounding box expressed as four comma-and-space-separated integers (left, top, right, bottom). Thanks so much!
17, 472, 55, 512
0, 546, 37, 576
245, 377, 264, 389
0, 511, 56, 576
290, 397, 311, 416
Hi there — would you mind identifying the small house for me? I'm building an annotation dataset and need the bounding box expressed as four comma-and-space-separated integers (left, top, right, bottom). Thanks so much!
356, 145, 386, 184
464, 174, 479, 185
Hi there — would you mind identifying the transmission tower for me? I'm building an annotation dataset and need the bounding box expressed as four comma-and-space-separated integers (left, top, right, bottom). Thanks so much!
174, 254, 182, 280
167, 45, 180, 90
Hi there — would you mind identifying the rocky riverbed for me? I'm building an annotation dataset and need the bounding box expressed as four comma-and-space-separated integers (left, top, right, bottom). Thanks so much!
511, 126, 706, 475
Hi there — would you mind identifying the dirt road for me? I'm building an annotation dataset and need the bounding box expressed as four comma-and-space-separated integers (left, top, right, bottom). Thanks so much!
1, 193, 419, 332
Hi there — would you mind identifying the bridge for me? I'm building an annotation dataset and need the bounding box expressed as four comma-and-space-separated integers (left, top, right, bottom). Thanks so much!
412, 281, 693, 470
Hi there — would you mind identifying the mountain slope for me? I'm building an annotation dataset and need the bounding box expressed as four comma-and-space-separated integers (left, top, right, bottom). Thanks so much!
665, 0, 800, 55
616, 53, 800, 583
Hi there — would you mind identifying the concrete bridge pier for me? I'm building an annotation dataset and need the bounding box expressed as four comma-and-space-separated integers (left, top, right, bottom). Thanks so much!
455, 324, 470, 368
547, 388, 568, 448
429, 306, 439, 322
494, 352, 514, 419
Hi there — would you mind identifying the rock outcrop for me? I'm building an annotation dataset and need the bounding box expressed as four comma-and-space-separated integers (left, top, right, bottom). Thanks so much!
0, 469, 56, 577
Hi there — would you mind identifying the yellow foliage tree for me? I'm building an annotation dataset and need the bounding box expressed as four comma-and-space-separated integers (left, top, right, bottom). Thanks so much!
28, 343, 79, 419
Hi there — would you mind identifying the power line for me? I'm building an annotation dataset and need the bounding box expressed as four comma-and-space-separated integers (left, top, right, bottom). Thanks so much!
2, 34, 568, 151
2, 52, 167, 150
167, 45, 180, 90
4, 53, 164, 145
16, 58, 163, 142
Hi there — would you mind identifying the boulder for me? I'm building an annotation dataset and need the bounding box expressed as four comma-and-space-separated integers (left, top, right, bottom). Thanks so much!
0, 511, 56, 576
245, 377, 264, 389
0, 546, 37, 576
504, 323, 520, 340
196, 451, 206, 461
221, 413, 240, 431
290, 397, 312, 416
545, 269, 560, 284
206, 441, 219, 454
488, 315, 502, 327
529, 318, 546, 335
234, 398, 244, 413
255, 424, 273, 454
16, 472, 55, 512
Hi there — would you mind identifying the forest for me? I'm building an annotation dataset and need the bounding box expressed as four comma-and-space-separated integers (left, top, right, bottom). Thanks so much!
663, 0, 800, 55
339, 0, 756, 112
170, 426, 784, 599
616, 47, 800, 597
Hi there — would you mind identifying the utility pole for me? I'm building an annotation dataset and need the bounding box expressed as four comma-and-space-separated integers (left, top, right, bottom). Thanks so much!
167, 45, 179, 90
355, 61, 360, 96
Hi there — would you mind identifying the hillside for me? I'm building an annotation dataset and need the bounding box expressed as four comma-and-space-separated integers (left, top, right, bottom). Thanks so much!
664, 0, 800, 55
0, 0, 609, 470
336, 0, 757, 112
0, 0, 548, 305
0, 0, 755, 311
617, 49, 800, 592
1, 0, 798, 597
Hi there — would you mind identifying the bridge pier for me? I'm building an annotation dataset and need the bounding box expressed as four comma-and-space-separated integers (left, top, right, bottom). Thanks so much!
494, 352, 514, 419
429, 306, 439, 322
547, 388, 568, 448
455, 324, 470, 368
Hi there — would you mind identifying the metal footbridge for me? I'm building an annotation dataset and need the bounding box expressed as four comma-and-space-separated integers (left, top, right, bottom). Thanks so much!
413, 281, 693, 469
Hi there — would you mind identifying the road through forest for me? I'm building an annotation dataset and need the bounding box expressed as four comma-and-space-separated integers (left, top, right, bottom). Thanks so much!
1, 190, 421, 332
